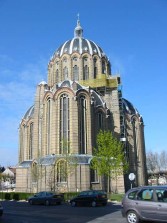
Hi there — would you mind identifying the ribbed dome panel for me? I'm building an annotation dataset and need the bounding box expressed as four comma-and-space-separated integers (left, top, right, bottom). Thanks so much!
55, 38, 106, 58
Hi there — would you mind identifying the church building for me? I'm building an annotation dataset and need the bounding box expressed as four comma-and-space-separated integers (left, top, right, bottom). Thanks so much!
16, 19, 147, 193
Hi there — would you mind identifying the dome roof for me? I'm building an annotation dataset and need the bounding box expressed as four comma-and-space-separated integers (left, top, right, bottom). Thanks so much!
122, 98, 138, 115
53, 19, 107, 59
23, 105, 34, 119
122, 98, 144, 124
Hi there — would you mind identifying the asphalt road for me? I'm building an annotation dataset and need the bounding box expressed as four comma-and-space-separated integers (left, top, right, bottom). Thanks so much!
0, 200, 126, 223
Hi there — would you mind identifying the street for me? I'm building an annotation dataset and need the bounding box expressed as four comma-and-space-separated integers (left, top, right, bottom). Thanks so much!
0, 200, 126, 223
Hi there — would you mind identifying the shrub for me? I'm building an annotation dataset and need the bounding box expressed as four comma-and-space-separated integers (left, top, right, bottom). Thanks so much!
63, 192, 79, 202
13, 193, 19, 200
4, 193, 11, 200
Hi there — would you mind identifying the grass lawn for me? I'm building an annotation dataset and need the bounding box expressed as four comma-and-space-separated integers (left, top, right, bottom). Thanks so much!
109, 193, 124, 202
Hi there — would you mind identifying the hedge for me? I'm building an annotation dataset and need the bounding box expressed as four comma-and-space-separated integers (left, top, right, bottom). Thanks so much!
0, 192, 33, 201
0, 191, 124, 202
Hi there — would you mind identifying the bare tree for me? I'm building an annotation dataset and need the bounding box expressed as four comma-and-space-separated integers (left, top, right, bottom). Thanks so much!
159, 150, 167, 171
31, 162, 45, 192
146, 151, 159, 174
147, 150, 167, 173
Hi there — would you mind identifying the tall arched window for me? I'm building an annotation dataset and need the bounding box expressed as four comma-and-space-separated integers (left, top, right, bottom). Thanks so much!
60, 94, 70, 154
32, 162, 37, 183
78, 96, 87, 154
90, 165, 99, 183
19, 125, 25, 162
131, 117, 139, 177
97, 112, 103, 130
29, 123, 33, 159
93, 58, 98, 78
102, 60, 106, 74
21, 124, 26, 161
83, 65, 89, 80
73, 65, 79, 81
63, 66, 68, 80
57, 160, 67, 183
56, 69, 59, 83
46, 98, 51, 154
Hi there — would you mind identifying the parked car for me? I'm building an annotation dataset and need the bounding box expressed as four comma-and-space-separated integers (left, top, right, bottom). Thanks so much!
28, 191, 64, 206
70, 190, 108, 207
121, 185, 167, 223
0, 201, 3, 216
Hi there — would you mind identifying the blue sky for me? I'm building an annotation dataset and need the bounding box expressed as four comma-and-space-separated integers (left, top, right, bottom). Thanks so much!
0, 0, 167, 167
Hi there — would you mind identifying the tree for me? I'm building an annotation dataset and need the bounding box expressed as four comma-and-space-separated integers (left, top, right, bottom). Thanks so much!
91, 130, 128, 193
159, 150, 167, 171
146, 151, 160, 174
47, 138, 78, 192
31, 162, 45, 192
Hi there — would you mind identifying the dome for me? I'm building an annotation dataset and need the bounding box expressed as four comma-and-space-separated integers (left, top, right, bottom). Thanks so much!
48, 18, 111, 87
122, 98, 138, 115
53, 19, 107, 59
23, 105, 34, 119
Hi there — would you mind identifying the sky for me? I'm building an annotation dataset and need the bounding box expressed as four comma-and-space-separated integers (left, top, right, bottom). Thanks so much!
0, 0, 167, 167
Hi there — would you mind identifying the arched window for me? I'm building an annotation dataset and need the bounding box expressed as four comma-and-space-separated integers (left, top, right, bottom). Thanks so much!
73, 65, 79, 81
73, 57, 77, 61
63, 66, 68, 80
90, 167, 99, 183
29, 123, 33, 159
19, 125, 25, 162
46, 98, 51, 154
63, 57, 67, 62
97, 112, 103, 130
32, 162, 37, 182
60, 94, 70, 154
102, 60, 106, 74
131, 117, 139, 168
56, 69, 59, 83
78, 96, 87, 154
83, 65, 89, 80
57, 160, 67, 183
93, 58, 98, 78
21, 124, 26, 161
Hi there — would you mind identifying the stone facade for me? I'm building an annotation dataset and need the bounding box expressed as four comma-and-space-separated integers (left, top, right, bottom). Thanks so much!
16, 19, 147, 193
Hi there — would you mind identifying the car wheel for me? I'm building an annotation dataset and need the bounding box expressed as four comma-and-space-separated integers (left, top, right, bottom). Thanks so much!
91, 201, 97, 207
71, 201, 76, 207
126, 210, 139, 223
45, 200, 50, 206
102, 202, 107, 206
29, 200, 33, 205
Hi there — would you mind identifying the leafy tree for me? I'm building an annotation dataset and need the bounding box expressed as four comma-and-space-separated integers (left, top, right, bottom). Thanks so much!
91, 130, 128, 192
